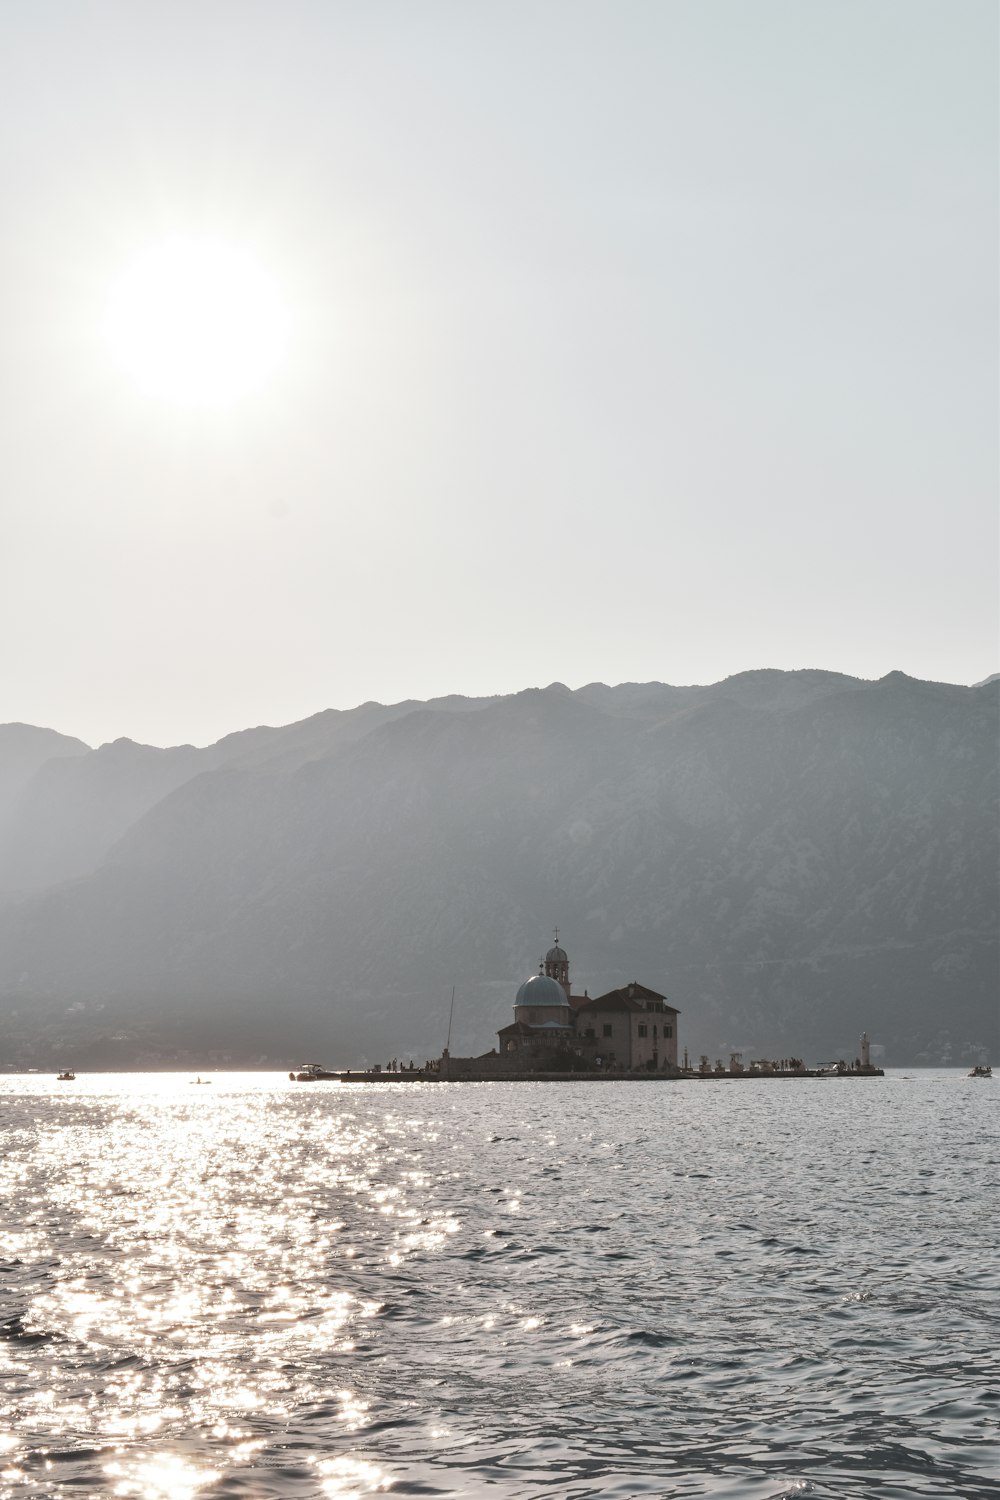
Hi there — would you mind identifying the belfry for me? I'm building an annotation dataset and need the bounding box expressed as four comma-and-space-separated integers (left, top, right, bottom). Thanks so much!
543, 929, 570, 995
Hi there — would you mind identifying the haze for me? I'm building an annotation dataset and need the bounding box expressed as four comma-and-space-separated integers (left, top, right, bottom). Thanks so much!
1, 0, 996, 748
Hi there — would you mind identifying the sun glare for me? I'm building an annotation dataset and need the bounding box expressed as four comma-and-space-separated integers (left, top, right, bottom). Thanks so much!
102, 237, 289, 408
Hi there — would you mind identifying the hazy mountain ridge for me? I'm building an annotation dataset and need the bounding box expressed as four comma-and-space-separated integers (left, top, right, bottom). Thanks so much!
0, 723, 90, 831
0, 671, 995, 1068
0, 693, 500, 896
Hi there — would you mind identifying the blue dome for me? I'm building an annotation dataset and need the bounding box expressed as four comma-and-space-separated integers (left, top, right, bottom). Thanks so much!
515, 973, 569, 1009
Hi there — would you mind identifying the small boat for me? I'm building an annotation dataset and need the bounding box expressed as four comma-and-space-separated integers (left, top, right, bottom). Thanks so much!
969, 1064, 993, 1078
56, 1070, 75, 1081
290, 1063, 338, 1082
190, 1076, 212, 1084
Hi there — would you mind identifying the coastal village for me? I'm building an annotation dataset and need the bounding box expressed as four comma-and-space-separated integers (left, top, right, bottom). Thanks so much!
293, 933, 884, 1083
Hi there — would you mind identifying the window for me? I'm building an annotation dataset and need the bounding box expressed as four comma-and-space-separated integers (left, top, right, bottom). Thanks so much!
653, 1025, 658, 1039
637, 1024, 648, 1038
602, 1024, 613, 1038
665, 1025, 673, 1038
584, 1027, 595, 1039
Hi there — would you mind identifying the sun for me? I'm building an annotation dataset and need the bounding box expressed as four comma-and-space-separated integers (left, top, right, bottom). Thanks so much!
102, 236, 289, 408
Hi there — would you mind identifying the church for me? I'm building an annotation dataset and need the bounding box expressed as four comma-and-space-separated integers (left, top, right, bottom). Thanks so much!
496, 934, 679, 1073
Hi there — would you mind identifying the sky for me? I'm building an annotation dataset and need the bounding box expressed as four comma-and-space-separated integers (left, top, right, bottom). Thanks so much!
1, 0, 996, 749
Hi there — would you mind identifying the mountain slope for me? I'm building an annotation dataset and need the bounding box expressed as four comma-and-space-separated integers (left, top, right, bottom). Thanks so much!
0, 672, 994, 1068
0, 694, 498, 894
0, 723, 90, 830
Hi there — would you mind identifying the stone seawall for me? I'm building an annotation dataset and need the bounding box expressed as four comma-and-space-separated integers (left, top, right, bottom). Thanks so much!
334, 1065, 885, 1083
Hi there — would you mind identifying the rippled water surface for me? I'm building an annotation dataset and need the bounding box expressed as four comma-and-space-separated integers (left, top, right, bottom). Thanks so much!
1, 1071, 997, 1499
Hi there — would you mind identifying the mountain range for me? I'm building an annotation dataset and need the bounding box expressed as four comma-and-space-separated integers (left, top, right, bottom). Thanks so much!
0, 669, 996, 1069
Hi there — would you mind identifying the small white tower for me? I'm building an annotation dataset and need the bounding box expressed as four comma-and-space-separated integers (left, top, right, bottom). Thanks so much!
860, 1031, 871, 1068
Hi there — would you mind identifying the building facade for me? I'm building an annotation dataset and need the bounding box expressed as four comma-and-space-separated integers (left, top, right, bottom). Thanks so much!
497, 935, 679, 1073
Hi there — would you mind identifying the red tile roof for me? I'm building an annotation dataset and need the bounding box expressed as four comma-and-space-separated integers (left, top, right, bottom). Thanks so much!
579, 982, 679, 1014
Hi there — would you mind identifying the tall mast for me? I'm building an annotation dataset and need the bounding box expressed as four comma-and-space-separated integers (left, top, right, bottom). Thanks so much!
445, 986, 456, 1052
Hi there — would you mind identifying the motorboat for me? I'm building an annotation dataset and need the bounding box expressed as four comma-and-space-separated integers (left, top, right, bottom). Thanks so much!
56, 1070, 75, 1081
969, 1064, 993, 1077
290, 1063, 338, 1081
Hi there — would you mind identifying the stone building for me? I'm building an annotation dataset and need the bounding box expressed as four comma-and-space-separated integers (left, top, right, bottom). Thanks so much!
574, 982, 678, 1071
496, 935, 678, 1073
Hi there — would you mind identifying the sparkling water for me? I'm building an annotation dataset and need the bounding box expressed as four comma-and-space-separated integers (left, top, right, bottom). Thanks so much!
1, 1071, 996, 1498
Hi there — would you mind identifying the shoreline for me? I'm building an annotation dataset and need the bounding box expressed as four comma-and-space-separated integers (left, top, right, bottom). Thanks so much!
330, 1066, 886, 1084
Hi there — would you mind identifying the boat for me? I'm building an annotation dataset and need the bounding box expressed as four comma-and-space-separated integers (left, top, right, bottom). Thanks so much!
190, 1076, 212, 1084
289, 1063, 338, 1082
969, 1064, 993, 1077
56, 1070, 75, 1081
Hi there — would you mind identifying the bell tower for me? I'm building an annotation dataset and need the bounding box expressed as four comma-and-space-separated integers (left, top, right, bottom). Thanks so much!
544, 928, 570, 997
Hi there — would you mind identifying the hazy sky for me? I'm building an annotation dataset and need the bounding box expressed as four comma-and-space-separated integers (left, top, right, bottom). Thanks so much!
2, 1, 996, 748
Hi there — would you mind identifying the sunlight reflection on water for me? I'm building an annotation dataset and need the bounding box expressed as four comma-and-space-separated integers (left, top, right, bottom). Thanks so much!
0, 1071, 997, 1498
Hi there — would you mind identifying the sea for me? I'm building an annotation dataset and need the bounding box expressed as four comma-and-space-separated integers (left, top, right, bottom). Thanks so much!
0, 1071, 996, 1500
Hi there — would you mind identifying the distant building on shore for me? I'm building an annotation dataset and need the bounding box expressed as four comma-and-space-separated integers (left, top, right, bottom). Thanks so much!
490, 934, 679, 1074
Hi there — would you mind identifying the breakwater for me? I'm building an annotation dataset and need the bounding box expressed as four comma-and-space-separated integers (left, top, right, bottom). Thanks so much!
329, 1065, 885, 1083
